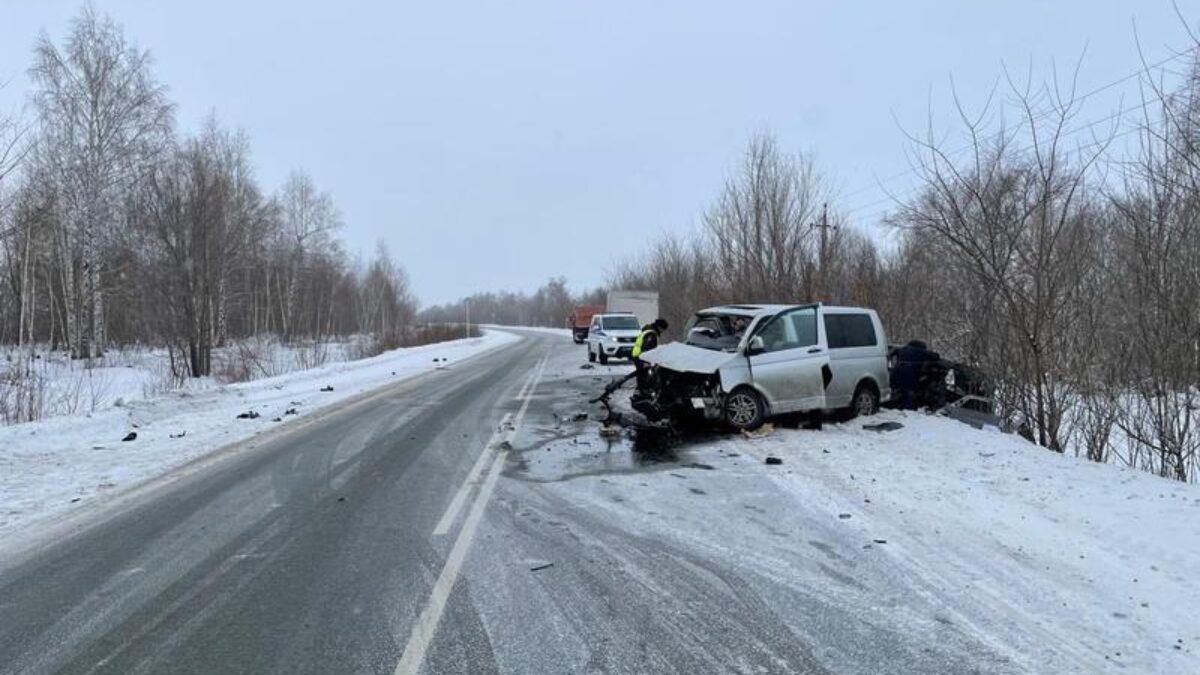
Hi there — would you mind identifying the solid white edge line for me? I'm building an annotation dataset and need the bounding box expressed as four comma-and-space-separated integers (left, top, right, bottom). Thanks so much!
394, 451, 507, 675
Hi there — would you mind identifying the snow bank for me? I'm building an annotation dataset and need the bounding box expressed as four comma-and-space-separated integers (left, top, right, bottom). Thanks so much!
0, 330, 520, 543
483, 325, 573, 338
544, 407, 1200, 673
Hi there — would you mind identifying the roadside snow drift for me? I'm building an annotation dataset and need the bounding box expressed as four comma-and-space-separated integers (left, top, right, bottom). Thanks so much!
0, 331, 519, 542
526, 371, 1200, 674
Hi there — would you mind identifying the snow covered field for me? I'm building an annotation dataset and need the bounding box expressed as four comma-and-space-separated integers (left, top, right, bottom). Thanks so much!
0, 330, 519, 543
520, 350, 1200, 674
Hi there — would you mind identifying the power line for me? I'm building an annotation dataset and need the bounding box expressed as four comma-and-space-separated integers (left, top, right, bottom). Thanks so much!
844, 122, 1145, 225
838, 45, 1198, 204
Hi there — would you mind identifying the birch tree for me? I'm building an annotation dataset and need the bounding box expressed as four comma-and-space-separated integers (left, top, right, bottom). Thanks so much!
30, 6, 173, 360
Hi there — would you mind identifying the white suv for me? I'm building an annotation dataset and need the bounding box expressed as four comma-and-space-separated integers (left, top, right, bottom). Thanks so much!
586, 313, 642, 364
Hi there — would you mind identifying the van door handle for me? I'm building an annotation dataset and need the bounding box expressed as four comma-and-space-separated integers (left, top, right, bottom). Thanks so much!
807, 347, 823, 354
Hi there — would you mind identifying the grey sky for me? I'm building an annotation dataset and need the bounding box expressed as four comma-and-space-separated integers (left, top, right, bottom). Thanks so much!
0, 1, 1191, 305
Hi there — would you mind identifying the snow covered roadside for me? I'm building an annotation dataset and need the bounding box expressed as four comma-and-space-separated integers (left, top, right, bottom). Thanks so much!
483, 325, 572, 337
531, 398, 1200, 672
0, 330, 520, 544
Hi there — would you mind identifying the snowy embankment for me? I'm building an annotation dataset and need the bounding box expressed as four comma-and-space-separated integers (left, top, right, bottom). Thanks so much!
0, 330, 519, 543
542, 397, 1200, 672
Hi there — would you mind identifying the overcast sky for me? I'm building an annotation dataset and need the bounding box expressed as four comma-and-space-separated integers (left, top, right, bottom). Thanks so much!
0, 1, 1193, 304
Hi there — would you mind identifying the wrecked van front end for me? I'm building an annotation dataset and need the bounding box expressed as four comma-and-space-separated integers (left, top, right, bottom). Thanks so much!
633, 343, 749, 423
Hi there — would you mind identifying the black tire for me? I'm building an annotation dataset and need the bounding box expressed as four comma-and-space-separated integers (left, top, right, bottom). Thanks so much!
724, 387, 766, 431
598, 348, 609, 365
850, 382, 880, 418
588, 344, 596, 363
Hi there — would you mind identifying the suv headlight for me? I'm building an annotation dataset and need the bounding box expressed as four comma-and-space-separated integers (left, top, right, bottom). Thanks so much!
609, 335, 619, 342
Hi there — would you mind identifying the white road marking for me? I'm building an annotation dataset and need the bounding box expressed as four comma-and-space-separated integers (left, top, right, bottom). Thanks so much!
393, 452, 505, 675
432, 413, 512, 536
395, 353, 548, 675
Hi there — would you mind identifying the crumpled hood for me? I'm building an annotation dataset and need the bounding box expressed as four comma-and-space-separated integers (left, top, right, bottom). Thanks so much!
639, 342, 739, 374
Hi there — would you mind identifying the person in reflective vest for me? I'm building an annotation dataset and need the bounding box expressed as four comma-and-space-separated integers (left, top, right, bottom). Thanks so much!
632, 318, 669, 388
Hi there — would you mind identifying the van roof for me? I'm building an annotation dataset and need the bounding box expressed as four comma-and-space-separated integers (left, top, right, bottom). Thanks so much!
695, 303, 876, 317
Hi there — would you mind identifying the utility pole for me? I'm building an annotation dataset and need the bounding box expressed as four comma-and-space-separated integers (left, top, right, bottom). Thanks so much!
465, 298, 471, 339
810, 202, 836, 301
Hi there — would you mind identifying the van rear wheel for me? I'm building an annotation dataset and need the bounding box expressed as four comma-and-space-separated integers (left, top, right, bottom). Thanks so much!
724, 388, 765, 431
851, 383, 880, 418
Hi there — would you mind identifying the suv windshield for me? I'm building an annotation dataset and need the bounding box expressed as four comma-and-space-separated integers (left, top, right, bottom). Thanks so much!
684, 313, 754, 351
602, 315, 640, 330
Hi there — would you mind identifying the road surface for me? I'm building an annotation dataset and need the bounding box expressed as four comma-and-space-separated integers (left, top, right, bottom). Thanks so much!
0, 330, 1009, 674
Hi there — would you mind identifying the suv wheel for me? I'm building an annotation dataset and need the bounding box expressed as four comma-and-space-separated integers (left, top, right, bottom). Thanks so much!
598, 347, 609, 365
588, 344, 596, 363
724, 388, 765, 431
851, 383, 880, 418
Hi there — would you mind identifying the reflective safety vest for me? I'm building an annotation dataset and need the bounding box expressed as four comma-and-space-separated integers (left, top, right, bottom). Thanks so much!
632, 329, 656, 359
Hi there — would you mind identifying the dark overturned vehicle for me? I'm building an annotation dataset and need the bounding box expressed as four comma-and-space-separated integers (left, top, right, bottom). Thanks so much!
886, 340, 997, 428
629, 304, 893, 431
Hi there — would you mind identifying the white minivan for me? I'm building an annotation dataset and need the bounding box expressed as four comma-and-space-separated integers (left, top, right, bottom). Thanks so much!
636, 304, 891, 430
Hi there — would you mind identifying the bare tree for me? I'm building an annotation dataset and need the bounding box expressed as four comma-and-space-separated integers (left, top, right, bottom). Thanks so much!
29, 7, 173, 361
275, 170, 340, 341
702, 133, 826, 303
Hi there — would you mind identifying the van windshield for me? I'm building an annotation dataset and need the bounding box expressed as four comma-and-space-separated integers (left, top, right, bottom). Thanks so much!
602, 316, 640, 330
684, 313, 754, 351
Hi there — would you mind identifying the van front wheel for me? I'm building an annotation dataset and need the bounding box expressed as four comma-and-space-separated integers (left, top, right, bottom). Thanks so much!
724, 388, 766, 431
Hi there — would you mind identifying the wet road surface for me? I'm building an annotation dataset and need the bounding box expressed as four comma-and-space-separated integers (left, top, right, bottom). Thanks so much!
0, 331, 1011, 674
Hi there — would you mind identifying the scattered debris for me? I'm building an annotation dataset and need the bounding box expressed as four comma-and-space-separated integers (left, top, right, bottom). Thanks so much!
863, 421, 904, 432
838, 513, 852, 520
272, 417, 283, 422
121, 431, 137, 442
337, 496, 346, 502
498, 440, 513, 451
599, 425, 620, 438
580, 364, 594, 370
169, 431, 187, 439
571, 411, 588, 421
979, 452, 996, 458
236, 411, 261, 420
742, 423, 775, 439
873, 538, 888, 544
70, 497, 81, 503
527, 560, 554, 572
764, 456, 783, 465
285, 408, 299, 416
684, 462, 715, 470
320, 385, 334, 392
688, 487, 707, 495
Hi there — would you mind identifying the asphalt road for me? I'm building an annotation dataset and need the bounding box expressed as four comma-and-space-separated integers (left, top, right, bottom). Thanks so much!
0, 330, 1007, 674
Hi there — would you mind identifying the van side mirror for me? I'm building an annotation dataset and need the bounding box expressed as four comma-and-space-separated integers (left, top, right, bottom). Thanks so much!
746, 335, 765, 355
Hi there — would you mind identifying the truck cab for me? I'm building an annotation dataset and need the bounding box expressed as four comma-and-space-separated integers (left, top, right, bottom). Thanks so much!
586, 313, 642, 364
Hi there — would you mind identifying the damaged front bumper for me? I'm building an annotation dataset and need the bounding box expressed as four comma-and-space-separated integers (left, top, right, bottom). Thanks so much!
632, 369, 724, 422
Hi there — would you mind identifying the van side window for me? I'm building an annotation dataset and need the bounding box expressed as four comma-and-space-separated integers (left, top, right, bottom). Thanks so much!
824, 314, 877, 349
756, 306, 817, 353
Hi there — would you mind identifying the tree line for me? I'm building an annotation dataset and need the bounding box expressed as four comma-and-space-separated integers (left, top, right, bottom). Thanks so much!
0, 8, 418, 379
610, 38, 1200, 481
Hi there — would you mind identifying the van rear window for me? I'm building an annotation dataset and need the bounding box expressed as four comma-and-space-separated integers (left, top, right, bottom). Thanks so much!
824, 314, 877, 349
